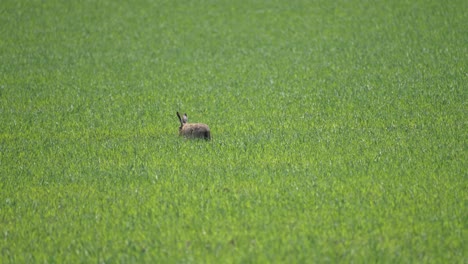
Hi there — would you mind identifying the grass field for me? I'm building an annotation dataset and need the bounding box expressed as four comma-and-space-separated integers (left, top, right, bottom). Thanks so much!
1, 0, 466, 263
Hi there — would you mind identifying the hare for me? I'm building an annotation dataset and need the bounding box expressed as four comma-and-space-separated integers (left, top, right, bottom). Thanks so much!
177, 112, 211, 140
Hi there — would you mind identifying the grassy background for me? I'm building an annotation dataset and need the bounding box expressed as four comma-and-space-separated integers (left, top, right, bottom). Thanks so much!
1, 0, 466, 262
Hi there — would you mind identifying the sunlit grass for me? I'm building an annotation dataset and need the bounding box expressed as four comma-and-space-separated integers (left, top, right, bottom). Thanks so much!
0, 0, 466, 263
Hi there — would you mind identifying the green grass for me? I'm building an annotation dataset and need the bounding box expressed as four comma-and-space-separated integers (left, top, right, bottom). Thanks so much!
1, 0, 466, 263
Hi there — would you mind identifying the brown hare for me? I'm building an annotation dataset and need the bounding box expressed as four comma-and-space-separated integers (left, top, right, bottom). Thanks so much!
177, 112, 211, 140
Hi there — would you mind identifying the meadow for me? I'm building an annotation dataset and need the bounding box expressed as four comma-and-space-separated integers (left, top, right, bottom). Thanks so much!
0, 0, 466, 263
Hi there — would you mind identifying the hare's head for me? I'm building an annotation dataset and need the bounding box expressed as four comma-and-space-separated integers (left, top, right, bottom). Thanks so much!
176, 111, 211, 140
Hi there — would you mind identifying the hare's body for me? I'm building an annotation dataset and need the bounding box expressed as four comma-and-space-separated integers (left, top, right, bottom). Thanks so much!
177, 112, 211, 140
180, 123, 211, 139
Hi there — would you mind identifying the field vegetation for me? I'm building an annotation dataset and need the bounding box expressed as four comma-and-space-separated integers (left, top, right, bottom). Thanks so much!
0, 0, 466, 262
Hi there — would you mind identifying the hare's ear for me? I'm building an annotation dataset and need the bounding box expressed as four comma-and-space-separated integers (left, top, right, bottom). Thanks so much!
177, 112, 183, 126
183, 113, 188, 123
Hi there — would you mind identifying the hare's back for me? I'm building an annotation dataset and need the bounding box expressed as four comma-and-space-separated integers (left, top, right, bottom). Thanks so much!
182, 123, 210, 139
